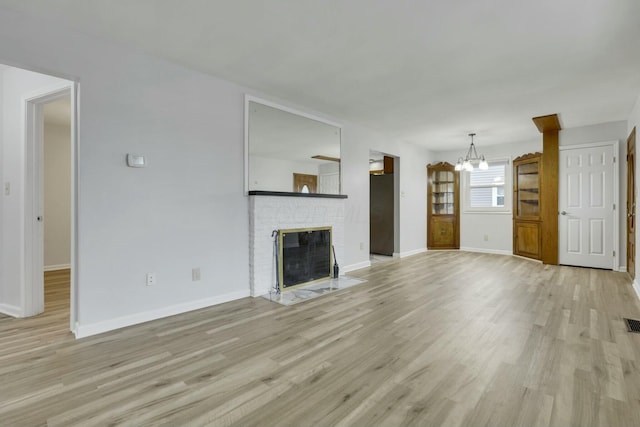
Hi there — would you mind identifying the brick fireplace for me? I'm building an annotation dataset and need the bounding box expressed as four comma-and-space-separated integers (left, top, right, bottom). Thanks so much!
248, 191, 346, 296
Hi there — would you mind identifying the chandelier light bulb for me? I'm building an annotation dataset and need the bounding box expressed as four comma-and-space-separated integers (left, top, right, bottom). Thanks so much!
479, 157, 489, 170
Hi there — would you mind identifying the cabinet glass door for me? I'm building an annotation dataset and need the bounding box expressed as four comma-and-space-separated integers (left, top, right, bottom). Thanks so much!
516, 161, 540, 218
432, 170, 455, 215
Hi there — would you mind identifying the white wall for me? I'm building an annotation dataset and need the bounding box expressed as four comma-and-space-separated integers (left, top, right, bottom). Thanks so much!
341, 124, 433, 267
0, 8, 250, 330
43, 117, 71, 269
1, 66, 70, 315
0, 6, 433, 335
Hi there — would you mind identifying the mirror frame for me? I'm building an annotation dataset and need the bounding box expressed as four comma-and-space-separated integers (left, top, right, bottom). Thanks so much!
244, 94, 342, 195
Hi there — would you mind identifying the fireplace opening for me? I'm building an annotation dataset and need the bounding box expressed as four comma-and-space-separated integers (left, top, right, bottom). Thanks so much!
278, 227, 332, 291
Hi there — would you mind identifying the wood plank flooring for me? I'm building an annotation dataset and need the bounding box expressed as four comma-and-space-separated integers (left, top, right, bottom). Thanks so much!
2, 253, 640, 426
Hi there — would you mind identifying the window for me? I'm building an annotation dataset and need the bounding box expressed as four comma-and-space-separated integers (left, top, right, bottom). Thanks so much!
464, 159, 511, 213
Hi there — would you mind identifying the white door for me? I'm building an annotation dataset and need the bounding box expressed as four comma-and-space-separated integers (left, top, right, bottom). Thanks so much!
559, 143, 616, 269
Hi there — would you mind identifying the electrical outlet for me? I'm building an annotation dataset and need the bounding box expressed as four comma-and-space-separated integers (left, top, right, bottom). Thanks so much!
192, 267, 201, 281
484, 234, 489, 241
146, 272, 156, 286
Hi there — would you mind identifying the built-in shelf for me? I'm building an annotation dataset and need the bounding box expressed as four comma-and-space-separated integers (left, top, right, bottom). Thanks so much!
427, 162, 459, 249
248, 190, 348, 199
513, 152, 542, 260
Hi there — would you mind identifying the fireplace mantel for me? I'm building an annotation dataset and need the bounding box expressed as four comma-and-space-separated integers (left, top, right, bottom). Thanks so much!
248, 190, 347, 199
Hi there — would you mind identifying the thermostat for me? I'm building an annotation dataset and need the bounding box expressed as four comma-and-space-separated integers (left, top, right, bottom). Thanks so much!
126, 154, 146, 168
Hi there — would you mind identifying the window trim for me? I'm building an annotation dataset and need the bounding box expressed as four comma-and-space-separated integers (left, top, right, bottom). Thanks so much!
462, 157, 512, 214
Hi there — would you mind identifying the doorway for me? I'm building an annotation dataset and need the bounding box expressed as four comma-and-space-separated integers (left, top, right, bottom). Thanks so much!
42, 96, 72, 319
627, 128, 636, 278
369, 151, 399, 258
21, 75, 77, 332
558, 141, 619, 269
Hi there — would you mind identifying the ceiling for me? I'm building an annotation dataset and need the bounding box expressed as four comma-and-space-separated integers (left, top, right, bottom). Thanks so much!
3, 0, 640, 150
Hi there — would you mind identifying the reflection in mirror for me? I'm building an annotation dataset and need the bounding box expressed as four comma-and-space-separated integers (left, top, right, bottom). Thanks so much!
247, 99, 341, 194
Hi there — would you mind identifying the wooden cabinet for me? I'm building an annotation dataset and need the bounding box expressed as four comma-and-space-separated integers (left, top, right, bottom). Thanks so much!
513, 153, 542, 260
427, 162, 459, 249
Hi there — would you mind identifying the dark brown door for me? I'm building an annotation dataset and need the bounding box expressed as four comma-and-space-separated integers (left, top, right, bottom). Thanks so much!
293, 173, 317, 193
627, 127, 636, 279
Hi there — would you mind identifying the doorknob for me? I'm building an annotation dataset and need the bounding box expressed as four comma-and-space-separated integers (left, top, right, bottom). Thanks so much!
560, 211, 568, 215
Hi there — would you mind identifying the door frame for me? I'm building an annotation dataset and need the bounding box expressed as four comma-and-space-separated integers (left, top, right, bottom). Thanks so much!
558, 140, 619, 270
627, 127, 636, 278
23, 82, 78, 333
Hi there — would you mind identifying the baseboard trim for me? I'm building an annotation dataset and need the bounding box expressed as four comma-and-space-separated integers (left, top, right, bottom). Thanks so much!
633, 280, 640, 301
74, 289, 250, 339
343, 260, 372, 273
0, 303, 22, 317
460, 247, 513, 256
396, 248, 427, 258
618, 266, 627, 273
44, 264, 71, 272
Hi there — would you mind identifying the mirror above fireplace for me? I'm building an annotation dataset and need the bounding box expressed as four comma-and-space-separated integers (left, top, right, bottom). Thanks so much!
245, 96, 342, 195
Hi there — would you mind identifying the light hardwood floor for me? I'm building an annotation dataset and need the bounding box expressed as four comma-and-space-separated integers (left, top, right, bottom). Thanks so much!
2, 253, 640, 426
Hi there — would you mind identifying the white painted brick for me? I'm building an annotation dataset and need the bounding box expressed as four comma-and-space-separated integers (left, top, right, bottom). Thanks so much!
248, 195, 345, 296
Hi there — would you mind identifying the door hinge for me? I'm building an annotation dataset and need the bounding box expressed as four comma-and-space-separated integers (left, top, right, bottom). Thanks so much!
613, 250, 616, 257
613, 203, 616, 210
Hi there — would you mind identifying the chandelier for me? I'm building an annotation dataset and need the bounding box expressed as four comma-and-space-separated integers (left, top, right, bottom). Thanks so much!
455, 133, 488, 171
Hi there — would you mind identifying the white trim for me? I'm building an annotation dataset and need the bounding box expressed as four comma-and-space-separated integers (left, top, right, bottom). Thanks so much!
0, 303, 23, 318
74, 290, 250, 339
343, 260, 372, 273
613, 140, 620, 273
396, 248, 428, 258
558, 140, 619, 271
68, 82, 79, 335
44, 264, 71, 272
460, 247, 513, 256
633, 280, 640, 301
618, 266, 627, 273
243, 94, 342, 194
558, 140, 619, 150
